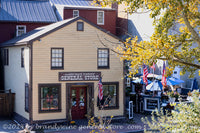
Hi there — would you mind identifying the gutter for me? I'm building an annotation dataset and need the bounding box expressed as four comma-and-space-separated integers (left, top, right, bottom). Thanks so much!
28, 43, 33, 124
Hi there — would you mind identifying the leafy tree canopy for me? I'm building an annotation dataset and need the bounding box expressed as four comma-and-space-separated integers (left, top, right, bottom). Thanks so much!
94, 0, 200, 77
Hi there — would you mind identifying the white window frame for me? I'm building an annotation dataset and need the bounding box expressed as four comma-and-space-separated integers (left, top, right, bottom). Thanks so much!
73, 10, 79, 17
51, 48, 64, 69
16, 25, 26, 37
97, 11, 104, 25
97, 48, 109, 69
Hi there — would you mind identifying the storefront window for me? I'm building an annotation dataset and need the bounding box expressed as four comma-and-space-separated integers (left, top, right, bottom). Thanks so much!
39, 84, 61, 113
98, 82, 119, 109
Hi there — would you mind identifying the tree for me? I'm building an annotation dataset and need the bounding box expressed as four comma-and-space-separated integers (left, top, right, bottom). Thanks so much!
142, 90, 200, 132
94, 0, 200, 77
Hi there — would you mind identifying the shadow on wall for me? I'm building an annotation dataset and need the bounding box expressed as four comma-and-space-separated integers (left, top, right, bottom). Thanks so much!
116, 17, 128, 37
0, 49, 4, 90
127, 20, 142, 42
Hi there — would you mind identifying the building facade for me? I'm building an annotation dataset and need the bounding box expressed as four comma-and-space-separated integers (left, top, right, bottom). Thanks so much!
0, 0, 58, 44
1, 17, 125, 123
51, 0, 117, 35
0, 0, 58, 89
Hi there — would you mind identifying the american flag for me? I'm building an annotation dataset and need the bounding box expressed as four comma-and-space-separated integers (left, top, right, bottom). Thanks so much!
143, 64, 149, 85
161, 62, 167, 86
98, 77, 103, 100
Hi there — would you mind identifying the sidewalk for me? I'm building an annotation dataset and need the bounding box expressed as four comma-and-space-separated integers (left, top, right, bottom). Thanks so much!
0, 114, 151, 133
45, 114, 150, 133
0, 118, 21, 133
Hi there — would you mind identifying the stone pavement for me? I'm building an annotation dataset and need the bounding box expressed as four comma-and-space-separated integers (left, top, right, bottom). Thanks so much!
0, 114, 152, 133
0, 118, 21, 133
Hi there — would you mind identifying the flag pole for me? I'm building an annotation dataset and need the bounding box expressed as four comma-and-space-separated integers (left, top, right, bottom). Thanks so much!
152, 62, 155, 96
153, 68, 155, 96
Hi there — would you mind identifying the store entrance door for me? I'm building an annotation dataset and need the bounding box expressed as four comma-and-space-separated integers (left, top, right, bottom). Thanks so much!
71, 87, 87, 120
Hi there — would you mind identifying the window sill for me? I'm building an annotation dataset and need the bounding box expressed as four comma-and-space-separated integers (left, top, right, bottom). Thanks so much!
97, 23, 104, 25
39, 109, 62, 113
98, 67, 110, 69
98, 106, 119, 110
51, 67, 64, 70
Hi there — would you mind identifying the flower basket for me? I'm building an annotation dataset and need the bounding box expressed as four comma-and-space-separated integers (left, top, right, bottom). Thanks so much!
167, 91, 180, 102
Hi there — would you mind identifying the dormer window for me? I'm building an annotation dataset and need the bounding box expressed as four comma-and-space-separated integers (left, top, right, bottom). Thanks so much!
73, 10, 79, 17
16, 25, 26, 36
97, 11, 104, 25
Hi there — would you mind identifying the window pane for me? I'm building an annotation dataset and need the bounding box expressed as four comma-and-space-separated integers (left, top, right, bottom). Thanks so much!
79, 89, 85, 107
103, 85, 109, 96
50, 99, 58, 110
41, 99, 49, 110
77, 22, 83, 31
72, 89, 77, 107
98, 49, 109, 68
97, 11, 104, 24
51, 48, 63, 68
40, 85, 60, 111
25, 83, 29, 111
17, 26, 26, 36
73, 10, 79, 17
101, 84, 117, 107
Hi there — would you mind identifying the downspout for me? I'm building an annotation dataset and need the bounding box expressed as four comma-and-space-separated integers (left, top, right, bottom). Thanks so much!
28, 43, 33, 124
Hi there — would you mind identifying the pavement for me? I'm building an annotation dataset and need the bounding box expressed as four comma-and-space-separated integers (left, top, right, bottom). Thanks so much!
0, 118, 21, 133
0, 114, 151, 133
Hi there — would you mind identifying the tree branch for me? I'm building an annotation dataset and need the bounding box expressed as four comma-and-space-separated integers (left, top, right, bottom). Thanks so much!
96, 32, 132, 56
158, 57, 200, 69
182, 12, 200, 46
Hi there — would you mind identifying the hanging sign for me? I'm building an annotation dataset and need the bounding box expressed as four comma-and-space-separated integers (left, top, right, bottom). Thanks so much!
59, 72, 101, 81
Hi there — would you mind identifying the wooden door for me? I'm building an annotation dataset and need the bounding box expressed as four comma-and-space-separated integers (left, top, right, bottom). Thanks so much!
71, 87, 87, 120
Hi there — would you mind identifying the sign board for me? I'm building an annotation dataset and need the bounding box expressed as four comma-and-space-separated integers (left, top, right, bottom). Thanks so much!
129, 101, 133, 119
59, 72, 101, 81
126, 78, 131, 87
144, 97, 160, 111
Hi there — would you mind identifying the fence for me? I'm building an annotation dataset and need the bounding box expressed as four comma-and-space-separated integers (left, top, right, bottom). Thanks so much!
0, 89, 15, 117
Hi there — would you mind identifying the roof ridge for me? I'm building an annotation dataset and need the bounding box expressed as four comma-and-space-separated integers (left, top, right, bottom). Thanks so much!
0, 17, 120, 47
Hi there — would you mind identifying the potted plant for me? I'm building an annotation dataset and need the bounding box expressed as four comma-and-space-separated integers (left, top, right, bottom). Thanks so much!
167, 91, 180, 103
187, 91, 193, 102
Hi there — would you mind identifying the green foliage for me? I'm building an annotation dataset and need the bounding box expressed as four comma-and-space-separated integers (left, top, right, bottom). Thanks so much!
142, 90, 200, 132
167, 91, 180, 99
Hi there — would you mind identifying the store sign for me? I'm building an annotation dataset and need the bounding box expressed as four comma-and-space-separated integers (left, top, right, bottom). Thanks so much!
129, 101, 133, 119
59, 72, 101, 81
144, 97, 160, 111
146, 99, 158, 110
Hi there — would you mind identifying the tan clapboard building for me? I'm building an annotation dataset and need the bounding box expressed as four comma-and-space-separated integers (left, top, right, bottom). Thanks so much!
1, 17, 125, 123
